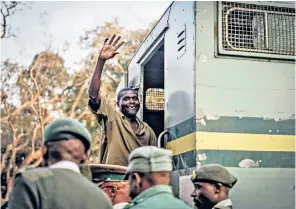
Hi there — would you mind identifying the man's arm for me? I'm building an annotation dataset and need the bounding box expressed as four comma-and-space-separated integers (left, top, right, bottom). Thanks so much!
88, 34, 124, 105
8, 175, 39, 209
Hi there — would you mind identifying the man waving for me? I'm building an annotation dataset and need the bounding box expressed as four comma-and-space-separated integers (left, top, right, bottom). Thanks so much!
88, 34, 157, 166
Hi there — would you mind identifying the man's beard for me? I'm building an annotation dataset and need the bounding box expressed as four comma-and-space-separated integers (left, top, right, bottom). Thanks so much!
129, 188, 139, 200
193, 194, 215, 209
129, 180, 143, 199
121, 105, 139, 118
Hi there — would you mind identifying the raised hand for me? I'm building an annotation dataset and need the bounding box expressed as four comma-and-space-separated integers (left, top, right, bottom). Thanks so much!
98, 34, 125, 61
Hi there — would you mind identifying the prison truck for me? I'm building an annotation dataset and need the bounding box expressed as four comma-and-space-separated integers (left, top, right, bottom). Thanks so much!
116, 1, 295, 209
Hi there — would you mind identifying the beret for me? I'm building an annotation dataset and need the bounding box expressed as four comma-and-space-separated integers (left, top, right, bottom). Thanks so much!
127, 146, 173, 174
191, 164, 237, 188
44, 118, 92, 151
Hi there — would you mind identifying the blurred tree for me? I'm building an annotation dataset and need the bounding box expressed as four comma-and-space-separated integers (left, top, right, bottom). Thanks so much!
0, 18, 155, 200
1, 52, 70, 198
0, 1, 31, 39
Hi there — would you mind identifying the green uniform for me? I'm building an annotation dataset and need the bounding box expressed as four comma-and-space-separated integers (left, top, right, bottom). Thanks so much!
89, 98, 157, 166
124, 185, 192, 209
9, 118, 110, 209
124, 147, 192, 209
8, 167, 112, 209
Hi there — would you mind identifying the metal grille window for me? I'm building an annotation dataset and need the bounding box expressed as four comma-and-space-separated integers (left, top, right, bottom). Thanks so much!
145, 88, 164, 111
220, 1, 295, 58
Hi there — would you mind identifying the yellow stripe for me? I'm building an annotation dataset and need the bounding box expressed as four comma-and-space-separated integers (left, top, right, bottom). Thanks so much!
166, 133, 196, 155
166, 132, 295, 156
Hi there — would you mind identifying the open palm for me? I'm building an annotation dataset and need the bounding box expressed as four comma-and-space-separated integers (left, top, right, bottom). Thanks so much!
99, 34, 124, 60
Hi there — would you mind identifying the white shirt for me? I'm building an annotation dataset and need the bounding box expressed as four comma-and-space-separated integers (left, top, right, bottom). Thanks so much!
113, 202, 129, 209
49, 160, 81, 174
213, 199, 232, 209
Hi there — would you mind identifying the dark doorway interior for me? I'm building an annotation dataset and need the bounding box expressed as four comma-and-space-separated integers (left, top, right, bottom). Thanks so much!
143, 45, 164, 138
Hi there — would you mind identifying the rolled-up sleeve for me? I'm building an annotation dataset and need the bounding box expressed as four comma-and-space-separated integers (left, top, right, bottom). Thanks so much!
88, 97, 116, 122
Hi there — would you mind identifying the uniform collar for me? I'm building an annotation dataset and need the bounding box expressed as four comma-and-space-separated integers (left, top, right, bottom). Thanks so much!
129, 185, 172, 206
213, 199, 232, 209
49, 160, 81, 174
113, 202, 129, 209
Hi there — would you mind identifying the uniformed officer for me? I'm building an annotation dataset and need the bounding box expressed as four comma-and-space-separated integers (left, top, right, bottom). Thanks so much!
89, 164, 131, 209
8, 118, 112, 209
190, 164, 237, 209
124, 146, 192, 209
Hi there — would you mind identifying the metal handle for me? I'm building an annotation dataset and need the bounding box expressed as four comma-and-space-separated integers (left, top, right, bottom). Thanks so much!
1, 201, 8, 209
157, 129, 168, 148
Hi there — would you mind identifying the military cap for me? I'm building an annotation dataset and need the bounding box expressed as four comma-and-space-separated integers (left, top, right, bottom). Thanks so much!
44, 118, 92, 151
88, 164, 127, 186
191, 164, 237, 188
127, 146, 173, 174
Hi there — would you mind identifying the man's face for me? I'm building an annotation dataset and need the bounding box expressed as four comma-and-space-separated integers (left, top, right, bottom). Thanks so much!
100, 185, 115, 200
118, 90, 140, 118
116, 181, 131, 203
100, 182, 131, 205
191, 182, 217, 209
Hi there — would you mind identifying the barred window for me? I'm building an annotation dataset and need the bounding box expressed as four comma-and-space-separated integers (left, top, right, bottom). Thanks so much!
145, 88, 164, 111
220, 1, 295, 57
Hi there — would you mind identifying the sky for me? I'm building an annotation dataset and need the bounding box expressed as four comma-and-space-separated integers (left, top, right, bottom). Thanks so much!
1, 1, 171, 70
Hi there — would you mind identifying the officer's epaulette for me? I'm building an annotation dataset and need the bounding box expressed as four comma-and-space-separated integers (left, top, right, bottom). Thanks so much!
15, 165, 35, 178
16, 166, 53, 182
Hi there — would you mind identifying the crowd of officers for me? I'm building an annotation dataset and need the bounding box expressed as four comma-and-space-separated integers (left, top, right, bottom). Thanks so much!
8, 118, 237, 209
5, 35, 237, 209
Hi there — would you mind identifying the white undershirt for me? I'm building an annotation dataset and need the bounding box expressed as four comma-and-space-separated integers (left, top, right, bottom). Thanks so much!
49, 160, 80, 174
113, 202, 129, 209
213, 199, 232, 209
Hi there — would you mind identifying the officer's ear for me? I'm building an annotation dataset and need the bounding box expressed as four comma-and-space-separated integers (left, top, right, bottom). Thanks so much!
131, 173, 142, 185
81, 153, 88, 164
41, 144, 49, 166
41, 144, 47, 155
41, 144, 48, 159
110, 186, 117, 197
214, 183, 222, 194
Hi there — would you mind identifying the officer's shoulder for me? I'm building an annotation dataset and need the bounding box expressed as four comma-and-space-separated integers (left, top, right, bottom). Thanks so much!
142, 191, 191, 209
16, 167, 53, 182
123, 203, 147, 209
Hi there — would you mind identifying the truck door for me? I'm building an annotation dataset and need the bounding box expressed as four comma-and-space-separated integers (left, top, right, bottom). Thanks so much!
160, 1, 196, 170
